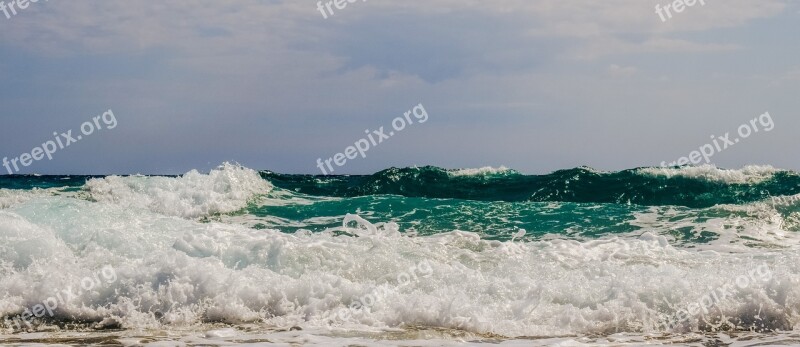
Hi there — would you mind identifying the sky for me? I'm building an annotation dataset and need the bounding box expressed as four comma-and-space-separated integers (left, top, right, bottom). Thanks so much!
0, 0, 798, 175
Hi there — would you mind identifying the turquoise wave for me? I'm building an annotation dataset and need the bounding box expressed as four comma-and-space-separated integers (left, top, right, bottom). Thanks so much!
261, 166, 800, 208
3, 166, 799, 243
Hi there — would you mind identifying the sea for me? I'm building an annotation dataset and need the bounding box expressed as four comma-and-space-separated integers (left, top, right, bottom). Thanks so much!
1, 163, 799, 346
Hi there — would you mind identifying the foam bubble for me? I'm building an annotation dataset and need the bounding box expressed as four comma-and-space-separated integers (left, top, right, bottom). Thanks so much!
0, 189, 52, 209
448, 166, 515, 177
84, 163, 271, 219
1, 194, 799, 338
638, 165, 780, 184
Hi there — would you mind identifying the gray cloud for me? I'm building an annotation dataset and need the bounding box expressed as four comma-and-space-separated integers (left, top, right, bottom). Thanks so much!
0, 0, 797, 174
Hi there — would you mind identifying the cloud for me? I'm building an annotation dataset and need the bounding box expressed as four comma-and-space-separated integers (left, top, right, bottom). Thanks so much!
607, 64, 638, 77
2, 0, 788, 60
0, 0, 797, 174
782, 67, 800, 81
569, 37, 741, 60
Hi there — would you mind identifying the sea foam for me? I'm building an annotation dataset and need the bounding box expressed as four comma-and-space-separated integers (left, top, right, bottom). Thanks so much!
84, 163, 271, 219
638, 165, 781, 184
2, 165, 800, 340
1, 193, 799, 337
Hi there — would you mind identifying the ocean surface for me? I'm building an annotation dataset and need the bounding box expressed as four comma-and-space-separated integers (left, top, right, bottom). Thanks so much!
1, 163, 800, 346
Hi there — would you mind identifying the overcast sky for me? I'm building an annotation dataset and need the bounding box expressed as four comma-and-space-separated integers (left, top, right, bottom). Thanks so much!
0, 0, 797, 175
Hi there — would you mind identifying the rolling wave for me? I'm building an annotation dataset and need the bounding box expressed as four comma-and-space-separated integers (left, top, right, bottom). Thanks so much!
262, 165, 800, 208
1, 163, 800, 340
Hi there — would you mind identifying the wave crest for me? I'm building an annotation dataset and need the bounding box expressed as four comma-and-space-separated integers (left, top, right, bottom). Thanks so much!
637, 165, 780, 184
263, 165, 800, 208
84, 163, 271, 219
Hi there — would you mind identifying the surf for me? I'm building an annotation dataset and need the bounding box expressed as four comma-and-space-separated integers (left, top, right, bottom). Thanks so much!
1, 163, 799, 340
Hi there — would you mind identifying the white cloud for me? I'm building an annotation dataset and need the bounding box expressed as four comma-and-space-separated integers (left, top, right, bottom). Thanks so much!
607, 64, 638, 77
0, 1, 797, 174
569, 37, 741, 60
2, 0, 788, 58
783, 67, 800, 80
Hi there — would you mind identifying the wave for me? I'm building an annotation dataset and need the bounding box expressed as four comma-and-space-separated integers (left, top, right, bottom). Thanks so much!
1, 164, 799, 339
638, 165, 780, 184
0, 175, 92, 191
262, 165, 800, 208
0, 189, 53, 209
0, 197, 797, 336
448, 166, 516, 177
84, 163, 272, 219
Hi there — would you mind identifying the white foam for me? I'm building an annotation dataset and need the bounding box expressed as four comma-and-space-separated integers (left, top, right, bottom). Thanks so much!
638, 165, 780, 184
621, 203, 800, 253
448, 166, 515, 177
83, 163, 272, 219
0, 189, 53, 209
1, 194, 799, 338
